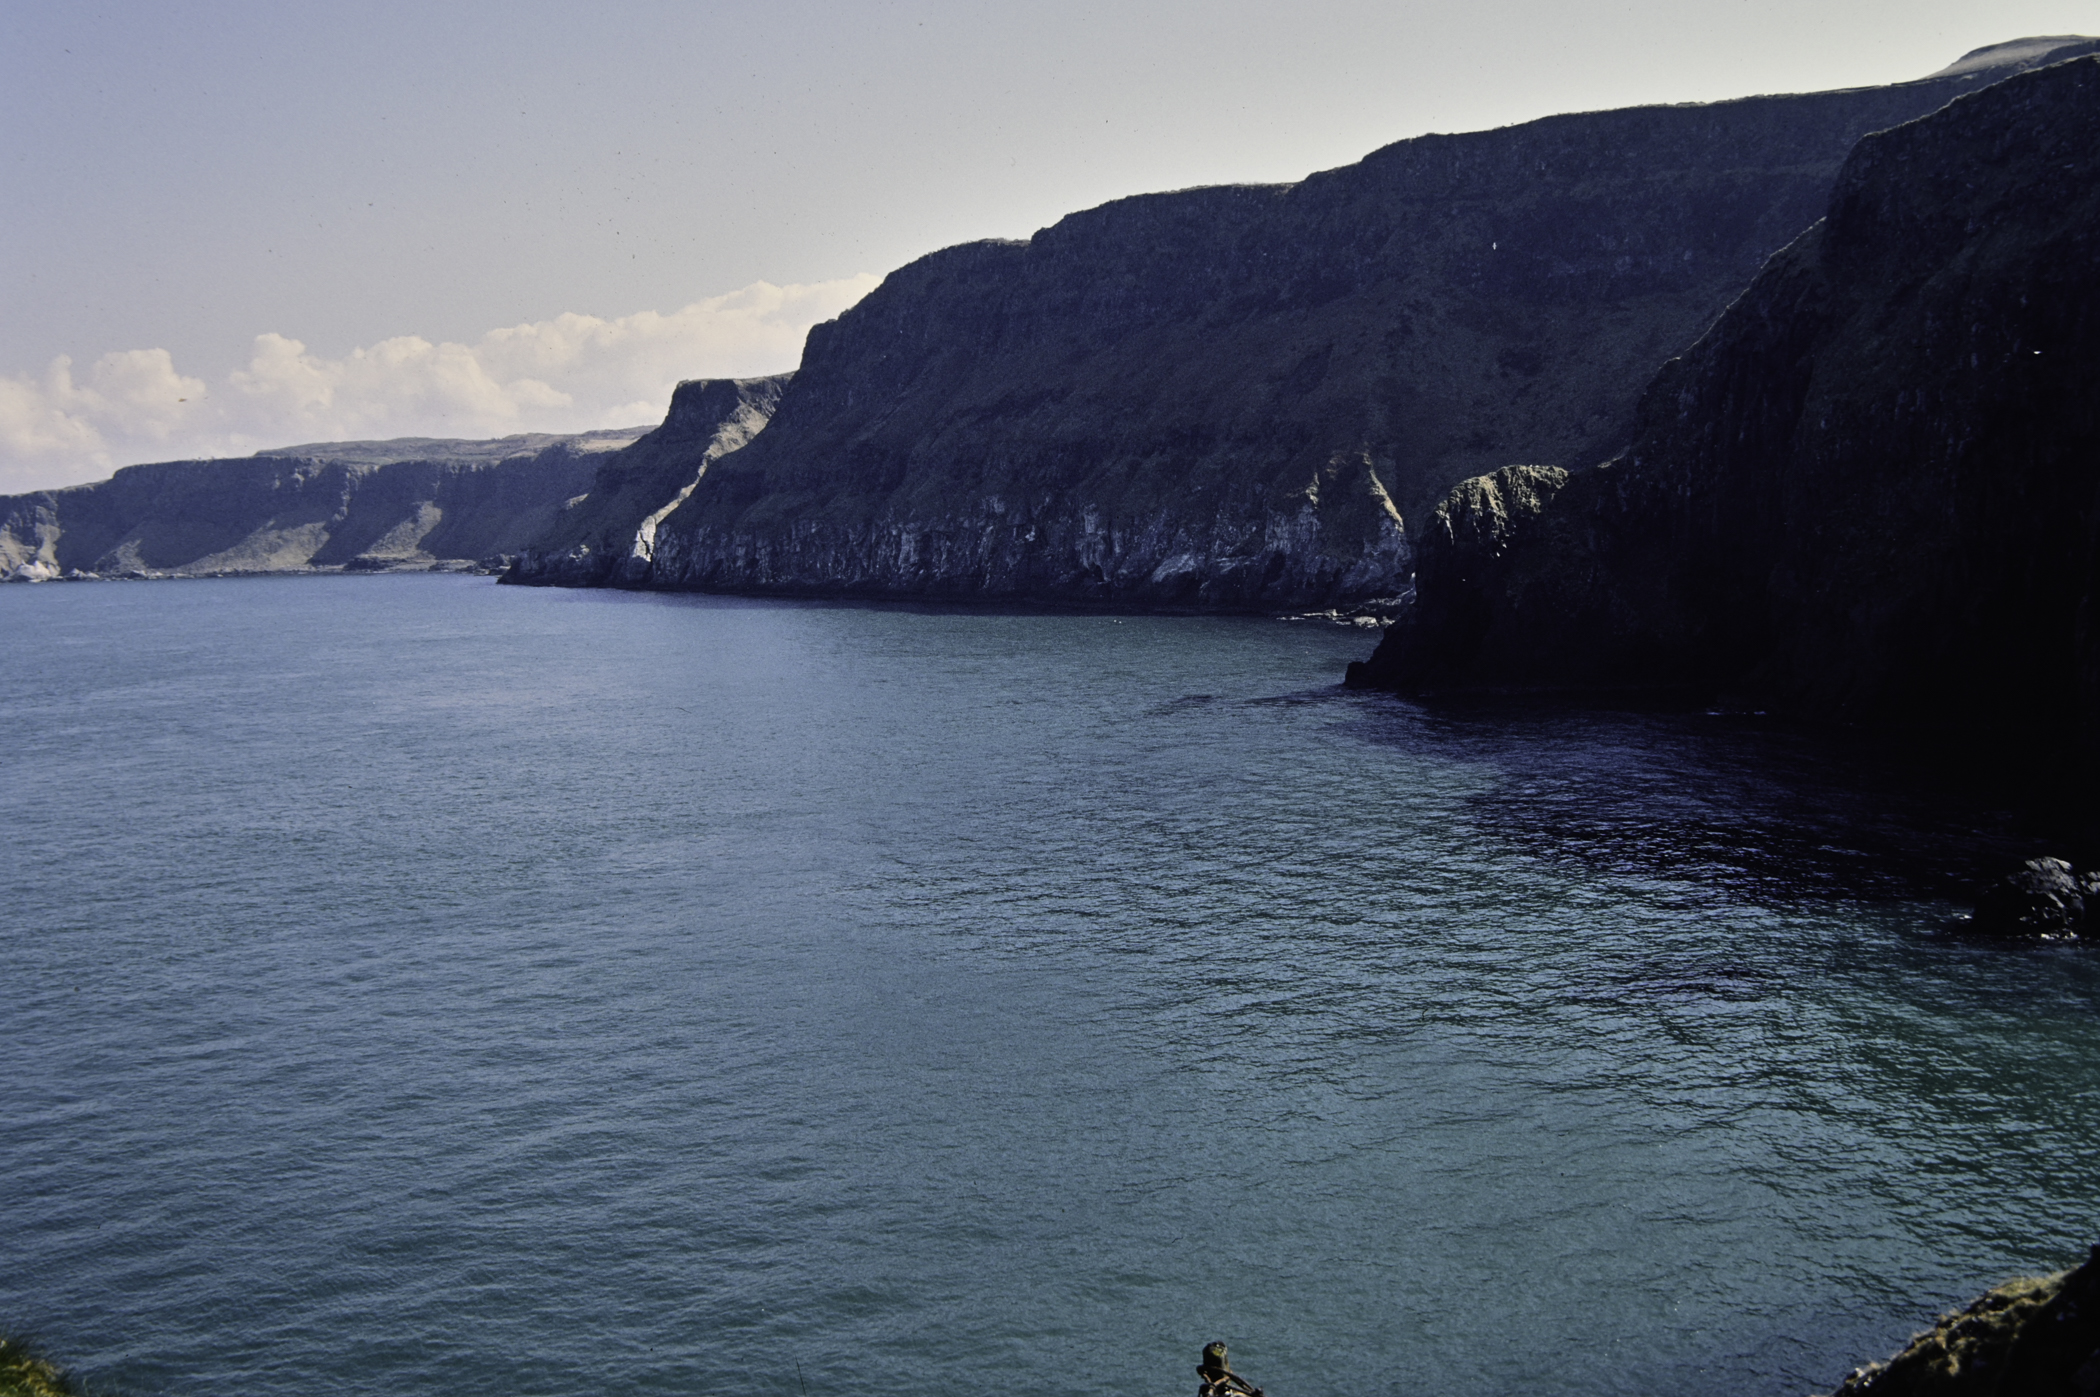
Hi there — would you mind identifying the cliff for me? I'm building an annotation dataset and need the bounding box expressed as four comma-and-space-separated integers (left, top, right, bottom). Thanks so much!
502, 375, 789, 586
608, 41, 2096, 611
1345, 55, 2100, 767
0, 429, 644, 580
12, 40, 2092, 604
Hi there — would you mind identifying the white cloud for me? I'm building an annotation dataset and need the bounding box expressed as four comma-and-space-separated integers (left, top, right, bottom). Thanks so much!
0, 275, 878, 493
0, 350, 209, 476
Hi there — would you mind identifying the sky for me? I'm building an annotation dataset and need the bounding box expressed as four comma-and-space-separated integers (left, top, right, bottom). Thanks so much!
3, 0, 2095, 491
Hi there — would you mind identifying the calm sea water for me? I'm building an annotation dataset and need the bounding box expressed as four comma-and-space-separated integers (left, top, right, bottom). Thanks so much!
4, 574, 2098, 1397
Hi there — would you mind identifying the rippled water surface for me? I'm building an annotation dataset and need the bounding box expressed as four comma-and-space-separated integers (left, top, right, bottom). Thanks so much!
5, 575, 2099, 1397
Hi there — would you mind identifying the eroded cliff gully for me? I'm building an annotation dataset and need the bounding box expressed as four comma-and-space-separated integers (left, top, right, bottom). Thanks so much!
502, 376, 790, 588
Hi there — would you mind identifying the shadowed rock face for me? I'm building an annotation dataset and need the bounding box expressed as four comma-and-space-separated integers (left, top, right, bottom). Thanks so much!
622, 50, 2081, 611
1348, 57, 2100, 762
0, 430, 646, 580
503, 376, 790, 587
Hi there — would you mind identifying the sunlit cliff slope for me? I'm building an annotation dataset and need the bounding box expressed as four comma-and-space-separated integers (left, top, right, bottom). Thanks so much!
0, 429, 643, 579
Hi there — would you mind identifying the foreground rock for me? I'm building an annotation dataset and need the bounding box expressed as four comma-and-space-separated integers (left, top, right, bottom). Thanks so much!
1827, 1248, 2100, 1395
0, 428, 644, 580
616, 44, 2087, 611
1348, 56, 2100, 773
0, 1337, 76, 1397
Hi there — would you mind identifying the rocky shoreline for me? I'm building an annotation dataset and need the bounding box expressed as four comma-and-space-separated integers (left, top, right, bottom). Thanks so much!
1824, 1249, 2100, 1396
10, 1252, 2097, 1397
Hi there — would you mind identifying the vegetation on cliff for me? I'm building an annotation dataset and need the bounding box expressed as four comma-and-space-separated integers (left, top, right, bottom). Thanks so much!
0, 1339, 79, 1397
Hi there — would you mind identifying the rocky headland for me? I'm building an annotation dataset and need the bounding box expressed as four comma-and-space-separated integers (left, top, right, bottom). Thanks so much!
1, 427, 649, 580
1346, 55, 2100, 775
501, 375, 789, 586
617, 49, 2069, 611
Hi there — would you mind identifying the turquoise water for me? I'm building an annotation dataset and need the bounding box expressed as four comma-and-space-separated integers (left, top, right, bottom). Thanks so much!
3, 574, 2097, 1396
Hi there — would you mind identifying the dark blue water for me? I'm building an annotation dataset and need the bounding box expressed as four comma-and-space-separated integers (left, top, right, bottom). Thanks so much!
4, 574, 2097, 1397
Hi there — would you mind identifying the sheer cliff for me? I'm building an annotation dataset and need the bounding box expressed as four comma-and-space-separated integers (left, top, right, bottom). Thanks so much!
618, 44, 2091, 611
0, 429, 641, 580
503, 376, 789, 587
1346, 57, 2100, 760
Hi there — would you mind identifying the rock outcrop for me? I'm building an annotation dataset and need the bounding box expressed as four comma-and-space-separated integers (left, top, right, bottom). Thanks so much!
1825, 1248, 2100, 1395
1347, 56, 2100, 765
1969, 858, 2100, 939
502, 376, 789, 587
0, 429, 643, 580
0, 1336, 78, 1397
610, 41, 2093, 611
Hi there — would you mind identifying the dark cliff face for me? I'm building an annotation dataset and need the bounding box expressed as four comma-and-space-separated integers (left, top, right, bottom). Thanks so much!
503, 375, 789, 587
627, 59, 2050, 611
1350, 57, 2100, 758
0, 432, 642, 579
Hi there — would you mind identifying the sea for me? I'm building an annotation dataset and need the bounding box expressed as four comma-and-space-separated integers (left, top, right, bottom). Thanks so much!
4, 573, 2097, 1397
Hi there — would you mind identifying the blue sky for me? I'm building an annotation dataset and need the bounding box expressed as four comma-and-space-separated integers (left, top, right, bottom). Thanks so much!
4, 0, 2094, 488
